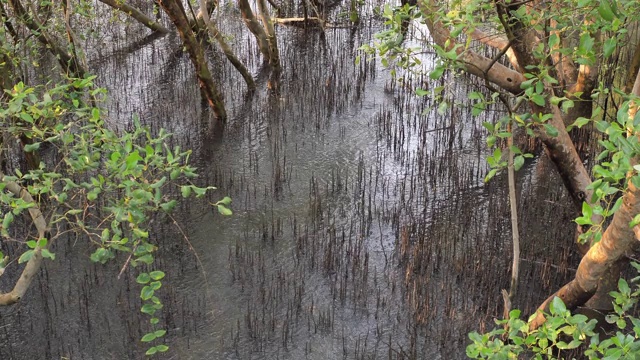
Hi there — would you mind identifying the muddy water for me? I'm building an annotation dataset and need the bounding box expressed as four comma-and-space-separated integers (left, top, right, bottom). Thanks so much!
0, 5, 582, 360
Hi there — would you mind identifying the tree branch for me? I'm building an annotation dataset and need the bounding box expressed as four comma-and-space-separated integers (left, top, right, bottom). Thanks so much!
418, 0, 524, 94
98, 0, 169, 34
470, 29, 521, 72
0, 171, 49, 305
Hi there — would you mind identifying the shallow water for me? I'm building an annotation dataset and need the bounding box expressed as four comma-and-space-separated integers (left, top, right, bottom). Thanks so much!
0, 4, 582, 359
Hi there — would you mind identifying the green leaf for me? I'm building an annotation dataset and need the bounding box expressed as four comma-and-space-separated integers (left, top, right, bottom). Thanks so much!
543, 123, 558, 137
514, 155, 524, 171
550, 296, 567, 315
135, 254, 154, 265
125, 150, 142, 170
156, 345, 169, 352
618, 278, 630, 295
20, 112, 34, 123
484, 169, 498, 183
598, 0, 615, 21
153, 329, 166, 337
150, 281, 162, 291
582, 202, 593, 220
137, 273, 151, 284
570, 117, 590, 129
18, 250, 34, 264
217, 205, 233, 216
26, 240, 37, 249
429, 65, 445, 80
160, 200, 177, 212
140, 286, 154, 300
2, 212, 15, 234
603, 38, 617, 58
219, 196, 232, 206
578, 33, 594, 54
141, 333, 157, 342
531, 94, 545, 106
41, 249, 55, 260
150, 176, 166, 189
145, 347, 158, 355
181, 186, 192, 198
141, 304, 157, 315
415, 88, 428, 97
23, 142, 40, 152
150, 271, 165, 280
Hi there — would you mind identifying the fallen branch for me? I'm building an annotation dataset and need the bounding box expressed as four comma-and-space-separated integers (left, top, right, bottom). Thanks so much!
273, 17, 325, 28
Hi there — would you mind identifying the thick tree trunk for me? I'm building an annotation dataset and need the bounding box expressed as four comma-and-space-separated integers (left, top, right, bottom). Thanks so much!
158, 0, 227, 121
197, 0, 255, 90
531, 182, 640, 328
98, 0, 169, 34
237, 0, 272, 64
419, 0, 595, 209
531, 68, 640, 328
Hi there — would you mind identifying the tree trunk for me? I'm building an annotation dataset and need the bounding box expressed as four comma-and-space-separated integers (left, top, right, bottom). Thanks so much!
531, 67, 640, 328
237, 0, 272, 64
197, 0, 256, 90
98, 0, 169, 34
256, 0, 281, 71
158, 0, 227, 121
188, 0, 216, 30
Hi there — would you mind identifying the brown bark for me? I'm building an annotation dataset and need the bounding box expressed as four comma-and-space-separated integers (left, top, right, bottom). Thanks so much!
417, 0, 525, 94
158, 0, 227, 121
256, 0, 280, 71
624, 39, 640, 94
531, 181, 640, 328
237, 0, 271, 63
470, 29, 521, 72
0, 171, 49, 305
531, 68, 640, 328
98, 0, 169, 34
8, 0, 87, 77
419, 0, 594, 208
197, 0, 255, 90
188, 0, 216, 30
